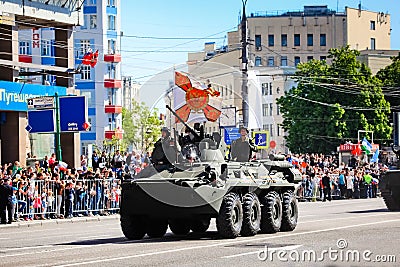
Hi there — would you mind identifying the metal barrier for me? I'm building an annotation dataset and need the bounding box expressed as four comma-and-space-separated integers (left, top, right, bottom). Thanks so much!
14, 178, 121, 220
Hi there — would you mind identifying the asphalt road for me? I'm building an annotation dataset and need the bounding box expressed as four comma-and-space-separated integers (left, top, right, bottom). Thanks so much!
0, 198, 399, 267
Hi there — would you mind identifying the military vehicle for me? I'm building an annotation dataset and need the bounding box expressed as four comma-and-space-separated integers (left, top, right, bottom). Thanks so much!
119, 106, 302, 239
379, 145, 400, 211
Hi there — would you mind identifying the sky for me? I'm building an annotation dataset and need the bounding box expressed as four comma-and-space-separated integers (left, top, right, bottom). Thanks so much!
120, 0, 399, 108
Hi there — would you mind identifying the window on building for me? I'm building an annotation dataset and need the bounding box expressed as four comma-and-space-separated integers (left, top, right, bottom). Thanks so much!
81, 65, 91, 80
108, 39, 116, 54
107, 0, 116, 7
320, 56, 326, 61
19, 41, 30, 55
268, 34, 274, 46
281, 34, 287, 47
294, 34, 300, 46
276, 104, 280, 115
263, 124, 268, 130
80, 91, 94, 106
269, 103, 273, 116
276, 87, 280, 94
370, 38, 376, 50
79, 39, 91, 56
41, 40, 51, 56
262, 104, 268, 116
307, 34, 313, 46
277, 125, 280, 136
108, 15, 116, 30
262, 83, 268, 95
370, 20, 376, 30
87, 0, 96, 5
307, 56, 313, 62
270, 124, 274, 137
255, 35, 262, 50
320, 34, 326, 46
281, 56, 288, 66
268, 56, 274, 66
107, 64, 116, 79
255, 56, 262, 66
90, 15, 97, 29
294, 56, 301, 66
269, 82, 273, 95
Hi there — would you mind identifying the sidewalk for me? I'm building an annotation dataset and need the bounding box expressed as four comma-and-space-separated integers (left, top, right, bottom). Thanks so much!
0, 214, 120, 229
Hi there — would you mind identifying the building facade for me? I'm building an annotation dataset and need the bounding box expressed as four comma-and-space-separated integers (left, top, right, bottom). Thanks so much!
186, 5, 391, 155
0, 0, 83, 166
74, 0, 123, 154
122, 76, 140, 111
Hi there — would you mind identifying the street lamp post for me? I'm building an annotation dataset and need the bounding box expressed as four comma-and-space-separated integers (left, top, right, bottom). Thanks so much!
241, 0, 249, 128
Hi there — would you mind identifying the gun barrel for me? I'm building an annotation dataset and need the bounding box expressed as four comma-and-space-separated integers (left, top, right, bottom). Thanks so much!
166, 105, 200, 139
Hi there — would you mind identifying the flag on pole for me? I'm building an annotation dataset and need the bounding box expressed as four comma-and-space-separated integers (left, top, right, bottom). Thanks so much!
361, 137, 373, 155
370, 148, 379, 163
82, 49, 99, 67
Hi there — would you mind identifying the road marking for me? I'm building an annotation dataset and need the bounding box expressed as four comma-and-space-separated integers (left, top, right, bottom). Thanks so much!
299, 212, 396, 224
52, 218, 400, 267
222, 244, 303, 259
0, 245, 89, 258
1, 245, 54, 252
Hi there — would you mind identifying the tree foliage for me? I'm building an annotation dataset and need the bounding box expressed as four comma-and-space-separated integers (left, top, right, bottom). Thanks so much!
277, 46, 391, 154
122, 100, 163, 152
376, 53, 400, 111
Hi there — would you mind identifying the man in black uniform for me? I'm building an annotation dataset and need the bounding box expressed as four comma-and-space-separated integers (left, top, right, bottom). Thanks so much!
0, 178, 14, 224
230, 126, 257, 162
322, 171, 332, 202
151, 127, 177, 172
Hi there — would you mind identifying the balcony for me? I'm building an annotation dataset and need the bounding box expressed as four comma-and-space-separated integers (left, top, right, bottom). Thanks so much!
104, 105, 122, 114
19, 55, 32, 63
104, 79, 122, 88
105, 129, 123, 140
104, 54, 121, 63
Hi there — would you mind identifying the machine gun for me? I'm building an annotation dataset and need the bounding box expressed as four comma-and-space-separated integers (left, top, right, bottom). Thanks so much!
166, 105, 204, 145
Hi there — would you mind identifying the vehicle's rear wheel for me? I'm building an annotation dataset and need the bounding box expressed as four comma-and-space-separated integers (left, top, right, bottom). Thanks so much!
216, 192, 243, 238
260, 191, 282, 234
190, 217, 211, 233
241, 192, 261, 236
146, 218, 168, 238
169, 219, 191, 235
120, 215, 146, 240
280, 190, 298, 231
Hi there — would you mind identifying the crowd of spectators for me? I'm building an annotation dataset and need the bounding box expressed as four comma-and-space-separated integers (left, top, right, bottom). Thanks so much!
0, 149, 152, 224
285, 153, 384, 201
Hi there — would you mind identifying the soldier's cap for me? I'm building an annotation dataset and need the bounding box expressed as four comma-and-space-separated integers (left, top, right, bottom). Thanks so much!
239, 126, 249, 133
161, 127, 170, 133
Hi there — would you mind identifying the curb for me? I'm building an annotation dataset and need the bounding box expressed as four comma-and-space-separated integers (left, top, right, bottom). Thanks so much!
0, 214, 120, 229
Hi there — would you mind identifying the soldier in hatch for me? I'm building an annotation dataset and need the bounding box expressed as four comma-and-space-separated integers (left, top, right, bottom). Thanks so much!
151, 127, 178, 172
230, 126, 257, 162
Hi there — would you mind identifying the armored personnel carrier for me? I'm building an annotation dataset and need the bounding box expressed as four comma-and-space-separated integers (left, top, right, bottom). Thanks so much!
119, 107, 301, 239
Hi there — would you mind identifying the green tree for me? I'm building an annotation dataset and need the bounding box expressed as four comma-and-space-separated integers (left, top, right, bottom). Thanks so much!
277, 46, 391, 154
376, 53, 400, 111
122, 100, 163, 152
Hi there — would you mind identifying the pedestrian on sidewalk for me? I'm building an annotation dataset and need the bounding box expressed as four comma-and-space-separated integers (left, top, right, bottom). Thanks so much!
0, 178, 14, 224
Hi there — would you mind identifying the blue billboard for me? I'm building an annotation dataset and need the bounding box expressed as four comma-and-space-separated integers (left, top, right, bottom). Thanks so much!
223, 127, 241, 145
27, 110, 55, 133
0, 81, 66, 111
59, 96, 87, 132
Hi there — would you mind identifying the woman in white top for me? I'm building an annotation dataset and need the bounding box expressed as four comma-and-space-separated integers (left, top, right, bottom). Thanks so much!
346, 170, 354, 199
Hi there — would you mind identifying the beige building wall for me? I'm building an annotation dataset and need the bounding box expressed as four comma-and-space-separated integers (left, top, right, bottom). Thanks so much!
346, 7, 391, 51
358, 50, 399, 75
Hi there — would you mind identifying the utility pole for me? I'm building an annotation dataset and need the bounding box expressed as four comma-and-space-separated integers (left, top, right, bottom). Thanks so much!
55, 93, 62, 162
241, 0, 249, 128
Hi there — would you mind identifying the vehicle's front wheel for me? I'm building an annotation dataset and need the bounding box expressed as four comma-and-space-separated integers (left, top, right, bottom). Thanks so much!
169, 219, 191, 235
216, 192, 243, 238
146, 218, 168, 238
120, 215, 146, 240
190, 217, 211, 233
